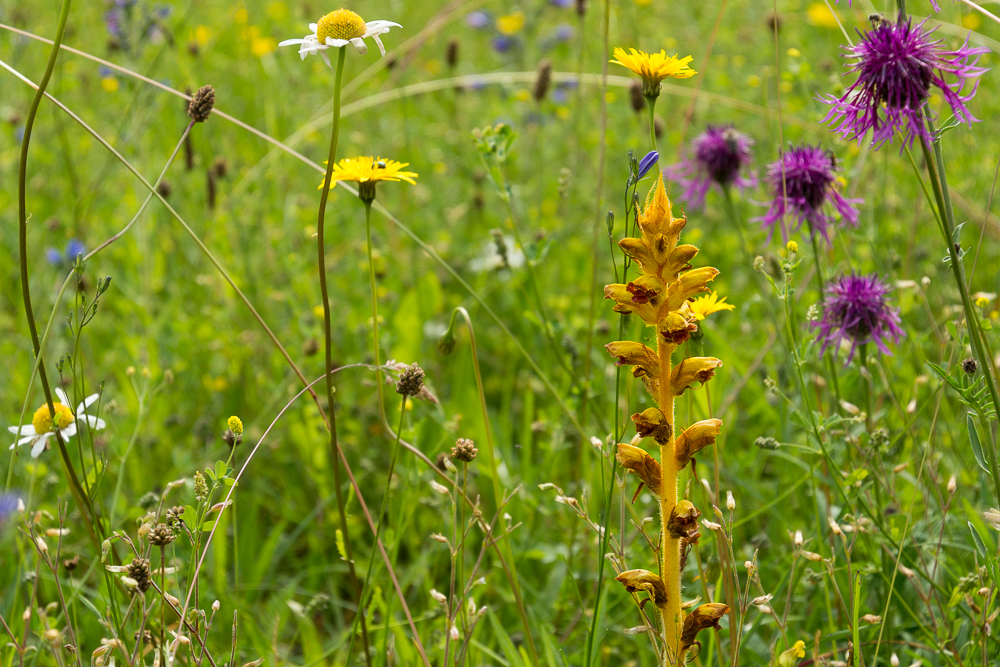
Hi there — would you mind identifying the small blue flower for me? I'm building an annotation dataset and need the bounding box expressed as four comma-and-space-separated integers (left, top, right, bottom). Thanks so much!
553, 23, 574, 42
66, 239, 86, 260
636, 150, 659, 180
465, 10, 491, 30
492, 35, 514, 53
0, 493, 19, 526
550, 0, 573, 7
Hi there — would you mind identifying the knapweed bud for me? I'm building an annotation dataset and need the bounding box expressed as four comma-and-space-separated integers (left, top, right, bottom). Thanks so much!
533, 59, 552, 102
636, 150, 659, 180
395, 363, 425, 397
962, 357, 978, 375
126, 558, 152, 592
147, 523, 175, 547
754, 436, 779, 450
629, 80, 645, 113
451, 438, 478, 462
187, 85, 216, 122
680, 603, 729, 651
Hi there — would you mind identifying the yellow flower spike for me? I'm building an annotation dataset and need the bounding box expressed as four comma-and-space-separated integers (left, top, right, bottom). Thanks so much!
665, 244, 700, 279
670, 357, 722, 396
631, 408, 672, 445
663, 266, 720, 314
674, 418, 723, 470
680, 603, 730, 652
778, 641, 807, 667
666, 500, 701, 539
615, 569, 669, 610
605, 341, 661, 379
689, 291, 736, 321
603, 282, 660, 325
227, 416, 243, 436
610, 47, 697, 98
615, 443, 662, 498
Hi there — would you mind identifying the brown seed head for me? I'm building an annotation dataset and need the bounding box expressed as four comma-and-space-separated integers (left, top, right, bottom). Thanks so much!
451, 438, 478, 462
533, 59, 552, 103
395, 363, 426, 397
187, 85, 216, 122
147, 523, 175, 547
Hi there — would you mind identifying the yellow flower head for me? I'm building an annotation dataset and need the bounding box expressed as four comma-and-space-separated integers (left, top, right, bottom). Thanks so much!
496, 12, 525, 36
227, 416, 243, 436
320, 156, 418, 202
33, 402, 75, 435
786, 241, 798, 255
777, 640, 807, 667
688, 291, 735, 321
976, 296, 991, 309
610, 47, 696, 98
317, 9, 368, 43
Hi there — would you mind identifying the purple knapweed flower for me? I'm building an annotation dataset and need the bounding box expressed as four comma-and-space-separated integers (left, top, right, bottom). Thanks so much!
636, 150, 659, 180
821, 11, 987, 150
815, 273, 905, 364
465, 10, 491, 30
665, 125, 756, 210
754, 145, 861, 244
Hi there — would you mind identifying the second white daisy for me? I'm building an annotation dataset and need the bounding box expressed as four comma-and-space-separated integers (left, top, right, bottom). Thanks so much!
8, 388, 106, 458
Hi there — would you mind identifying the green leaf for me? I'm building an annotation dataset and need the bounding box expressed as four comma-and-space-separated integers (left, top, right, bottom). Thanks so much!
969, 521, 988, 558
183, 505, 198, 526
201, 519, 217, 533
215, 460, 228, 479
967, 414, 991, 474
335, 529, 347, 562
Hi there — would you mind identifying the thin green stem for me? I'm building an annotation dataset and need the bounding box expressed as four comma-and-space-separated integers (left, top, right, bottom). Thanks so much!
647, 95, 658, 152
346, 394, 407, 665
808, 225, 843, 408
316, 46, 370, 667
449, 307, 540, 667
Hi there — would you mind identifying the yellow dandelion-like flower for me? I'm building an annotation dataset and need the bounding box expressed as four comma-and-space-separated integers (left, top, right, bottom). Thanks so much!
496, 11, 525, 36
688, 291, 735, 321
610, 47, 696, 98
319, 156, 418, 201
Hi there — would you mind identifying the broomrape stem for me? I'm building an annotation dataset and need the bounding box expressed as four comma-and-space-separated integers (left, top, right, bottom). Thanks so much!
315, 46, 370, 667
656, 337, 682, 666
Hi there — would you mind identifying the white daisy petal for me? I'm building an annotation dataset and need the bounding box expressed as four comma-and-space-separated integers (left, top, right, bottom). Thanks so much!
61, 424, 78, 439
350, 38, 368, 55
56, 388, 70, 405
81, 416, 107, 430
31, 433, 52, 458
325, 37, 348, 47
309, 23, 318, 31
80, 393, 100, 411
17, 435, 35, 445
8, 425, 37, 436
372, 34, 387, 57
320, 49, 332, 69
278, 38, 309, 46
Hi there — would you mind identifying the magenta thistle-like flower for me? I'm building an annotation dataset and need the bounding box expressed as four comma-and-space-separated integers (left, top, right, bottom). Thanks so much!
821, 11, 987, 150
665, 125, 756, 210
754, 145, 861, 244
815, 273, 905, 364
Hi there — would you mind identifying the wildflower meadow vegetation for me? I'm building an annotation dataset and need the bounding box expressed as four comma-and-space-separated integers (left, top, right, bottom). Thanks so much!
5, 0, 1000, 665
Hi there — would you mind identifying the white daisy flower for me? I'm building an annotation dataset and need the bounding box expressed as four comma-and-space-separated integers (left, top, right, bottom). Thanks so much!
278, 9, 400, 67
8, 388, 106, 458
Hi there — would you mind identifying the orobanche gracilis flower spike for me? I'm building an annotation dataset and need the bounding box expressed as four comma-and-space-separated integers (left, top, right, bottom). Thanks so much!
278, 8, 401, 67
815, 273, 905, 364
666, 125, 756, 210
821, 11, 987, 149
610, 47, 696, 98
9, 388, 107, 458
604, 173, 729, 661
755, 144, 861, 244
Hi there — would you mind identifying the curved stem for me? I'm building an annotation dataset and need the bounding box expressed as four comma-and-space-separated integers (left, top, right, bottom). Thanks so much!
315, 46, 369, 667
14, 0, 100, 551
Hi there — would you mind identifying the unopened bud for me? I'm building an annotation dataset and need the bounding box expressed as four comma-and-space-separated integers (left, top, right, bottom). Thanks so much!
431, 533, 449, 543
430, 589, 447, 604
35, 536, 48, 553
947, 475, 957, 494
449, 625, 460, 641
726, 491, 735, 511
794, 530, 803, 546
624, 625, 651, 635
429, 481, 449, 495
890, 653, 899, 667
702, 520, 722, 531
861, 614, 882, 624
751, 594, 772, 606
801, 550, 823, 562
829, 519, 843, 536
212, 600, 221, 611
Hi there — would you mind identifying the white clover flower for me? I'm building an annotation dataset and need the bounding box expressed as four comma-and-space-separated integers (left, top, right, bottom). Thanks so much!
9, 388, 106, 458
278, 9, 400, 68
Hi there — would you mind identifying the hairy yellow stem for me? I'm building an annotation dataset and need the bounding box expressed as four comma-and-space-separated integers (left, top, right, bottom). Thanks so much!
657, 335, 683, 665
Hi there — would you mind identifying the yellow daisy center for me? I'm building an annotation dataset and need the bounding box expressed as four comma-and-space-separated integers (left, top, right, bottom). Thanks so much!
32, 402, 75, 434
316, 9, 367, 43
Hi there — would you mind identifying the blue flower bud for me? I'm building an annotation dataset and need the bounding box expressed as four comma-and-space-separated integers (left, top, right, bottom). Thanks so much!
637, 150, 659, 179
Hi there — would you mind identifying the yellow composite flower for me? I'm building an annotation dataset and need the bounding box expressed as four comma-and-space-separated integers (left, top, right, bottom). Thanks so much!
610, 47, 696, 97
319, 157, 418, 189
496, 11, 525, 36
688, 291, 735, 321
